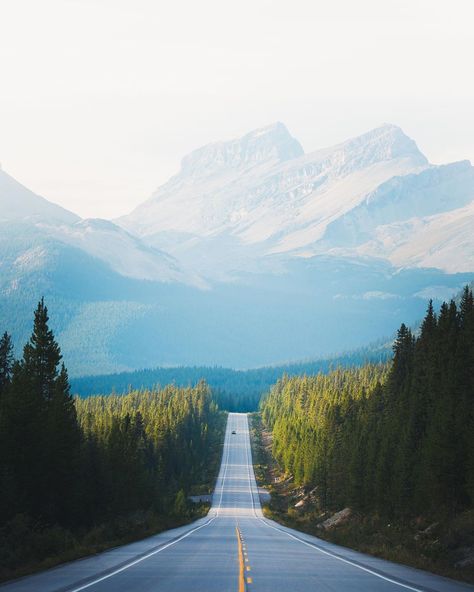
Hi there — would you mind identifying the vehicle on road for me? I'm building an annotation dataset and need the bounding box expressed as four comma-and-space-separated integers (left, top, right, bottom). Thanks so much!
4, 414, 472, 592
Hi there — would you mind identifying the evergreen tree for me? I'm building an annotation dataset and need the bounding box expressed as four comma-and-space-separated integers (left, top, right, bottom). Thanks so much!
261, 287, 474, 520
44, 363, 82, 525
22, 298, 62, 401
1, 299, 82, 523
0, 299, 225, 577
0, 332, 14, 397
0, 332, 16, 521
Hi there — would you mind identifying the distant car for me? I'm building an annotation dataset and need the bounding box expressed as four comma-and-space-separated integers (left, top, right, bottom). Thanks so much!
231, 430, 236, 434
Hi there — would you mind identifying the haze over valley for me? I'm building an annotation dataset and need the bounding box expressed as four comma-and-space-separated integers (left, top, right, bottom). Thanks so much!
2, 2, 474, 588
0, 123, 474, 375
1, 122, 473, 375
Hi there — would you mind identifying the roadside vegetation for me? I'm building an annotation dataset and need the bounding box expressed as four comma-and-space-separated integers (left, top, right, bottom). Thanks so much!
0, 300, 225, 582
254, 287, 474, 584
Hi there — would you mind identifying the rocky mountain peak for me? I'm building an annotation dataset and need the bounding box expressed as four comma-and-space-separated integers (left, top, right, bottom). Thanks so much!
178, 122, 304, 180
298, 124, 428, 181
342, 123, 427, 166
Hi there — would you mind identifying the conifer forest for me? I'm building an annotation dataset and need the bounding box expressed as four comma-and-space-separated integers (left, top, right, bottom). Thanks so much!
0, 300, 224, 579
261, 287, 474, 519
1, 287, 473, 582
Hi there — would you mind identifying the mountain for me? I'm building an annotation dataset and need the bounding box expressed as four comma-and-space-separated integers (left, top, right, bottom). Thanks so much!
118, 123, 434, 278
0, 167, 79, 225
1, 124, 473, 376
0, 170, 204, 374
319, 160, 474, 269
0, 167, 198, 285
119, 123, 474, 281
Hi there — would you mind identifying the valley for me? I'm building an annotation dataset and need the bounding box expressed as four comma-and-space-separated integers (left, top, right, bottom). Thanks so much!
1, 123, 473, 376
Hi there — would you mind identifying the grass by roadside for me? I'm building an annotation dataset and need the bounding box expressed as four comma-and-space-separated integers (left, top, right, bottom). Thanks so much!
0, 505, 210, 584
249, 412, 474, 586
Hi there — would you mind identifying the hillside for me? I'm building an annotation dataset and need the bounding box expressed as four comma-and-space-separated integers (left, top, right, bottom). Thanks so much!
1, 125, 473, 375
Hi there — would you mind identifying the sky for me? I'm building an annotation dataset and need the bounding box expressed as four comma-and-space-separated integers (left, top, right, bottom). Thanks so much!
0, 0, 473, 219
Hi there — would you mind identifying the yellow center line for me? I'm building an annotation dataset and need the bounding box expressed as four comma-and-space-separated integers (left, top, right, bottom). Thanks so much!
236, 527, 245, 592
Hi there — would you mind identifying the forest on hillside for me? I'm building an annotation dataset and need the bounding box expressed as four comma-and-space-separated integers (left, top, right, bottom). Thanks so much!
261, 287, 474, 518
0, 300, 225, 581
71, 342, 391, 412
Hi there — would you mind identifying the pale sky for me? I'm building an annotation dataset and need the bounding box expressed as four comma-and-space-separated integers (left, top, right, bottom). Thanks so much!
1, 0, 473, 219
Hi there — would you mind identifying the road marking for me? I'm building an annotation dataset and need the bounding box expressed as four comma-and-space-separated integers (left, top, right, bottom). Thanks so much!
259, 520, 426, 592
216, 423, 232, 516
69, 418, 238, 591
236, 527, 245, 592
69, 516, 217, 592
243, 415, 426, 592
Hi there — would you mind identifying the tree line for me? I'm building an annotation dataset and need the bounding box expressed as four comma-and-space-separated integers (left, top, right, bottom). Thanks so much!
261, 287, 474, 518
70, 342, 391, 412
0, 299, 224, 579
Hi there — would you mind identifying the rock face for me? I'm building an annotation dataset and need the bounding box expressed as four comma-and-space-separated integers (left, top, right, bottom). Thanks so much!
116, 122, 474, 279
117, 122, 449, 279
318, 508, 352, 530
179, 122, 304, 179
1, 123, 473, 376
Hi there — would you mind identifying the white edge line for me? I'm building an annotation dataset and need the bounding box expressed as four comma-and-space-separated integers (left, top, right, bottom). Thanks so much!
244, 414, 425, 592
260, 520, 425, 592
216, 421, 231, 516
69, 517, 216, 592
244, 415, 259, 518
70, 415, 234, 592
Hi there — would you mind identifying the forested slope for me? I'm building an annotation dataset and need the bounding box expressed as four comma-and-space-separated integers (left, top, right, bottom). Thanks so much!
262, 286, 474, 517
0, 301, 224, 581
71, 342, 391, 412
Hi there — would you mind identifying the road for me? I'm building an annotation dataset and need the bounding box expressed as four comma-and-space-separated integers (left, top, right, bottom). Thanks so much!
2, 413, 473, 592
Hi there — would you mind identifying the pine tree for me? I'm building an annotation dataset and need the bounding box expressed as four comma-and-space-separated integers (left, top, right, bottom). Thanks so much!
44, 363, 82, 525
260, 288, 474, 520
0, 332, 14, 397
3, 299, 82, 524
22, 298, 62, 401
0, 332, 16, 521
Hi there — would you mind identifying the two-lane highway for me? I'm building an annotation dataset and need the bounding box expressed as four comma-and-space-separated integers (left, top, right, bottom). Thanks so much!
2, 413, 473, 591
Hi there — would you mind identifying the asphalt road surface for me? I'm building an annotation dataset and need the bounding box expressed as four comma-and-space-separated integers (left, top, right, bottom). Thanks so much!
2, 413, 473, 592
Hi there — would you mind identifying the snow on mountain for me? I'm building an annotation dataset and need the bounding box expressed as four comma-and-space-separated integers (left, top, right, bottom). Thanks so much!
118, 123, 435, 277
369, 200, 474, 273
118, 122, 304, 240
179, 121, 304, 179
317, 160, 474, 261
0, 169, 200, 286
2, 124, 473, 375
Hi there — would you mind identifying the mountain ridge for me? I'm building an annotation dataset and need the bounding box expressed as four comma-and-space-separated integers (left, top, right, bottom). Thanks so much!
118, 122, 455, 280
1, 123, 473, 376
0, 168, 79, 225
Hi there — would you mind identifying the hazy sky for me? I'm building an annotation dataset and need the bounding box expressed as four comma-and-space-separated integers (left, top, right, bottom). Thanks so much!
1, 0, 473, 219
